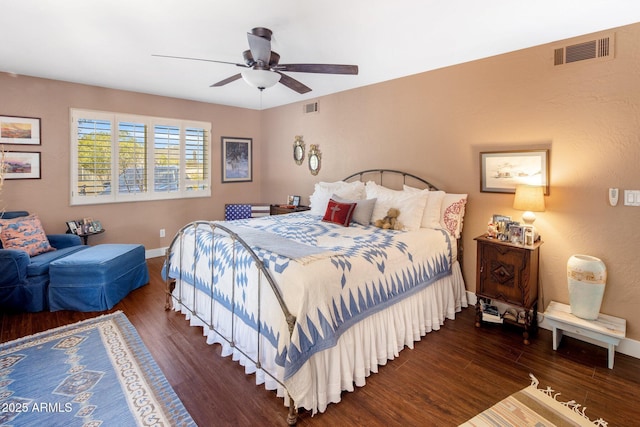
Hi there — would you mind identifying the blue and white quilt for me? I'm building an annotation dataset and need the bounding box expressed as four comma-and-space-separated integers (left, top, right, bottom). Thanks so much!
167, 212, 453, 382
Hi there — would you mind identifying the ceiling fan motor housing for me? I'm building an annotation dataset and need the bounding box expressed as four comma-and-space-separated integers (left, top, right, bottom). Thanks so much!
251, 27, 272, 40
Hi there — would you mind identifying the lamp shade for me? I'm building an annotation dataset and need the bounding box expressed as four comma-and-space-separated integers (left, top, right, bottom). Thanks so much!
513, 184, 545, 225
241, 69, 281, 90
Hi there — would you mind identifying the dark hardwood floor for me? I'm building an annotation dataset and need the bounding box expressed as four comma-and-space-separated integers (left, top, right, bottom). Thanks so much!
2, 257, 639, 426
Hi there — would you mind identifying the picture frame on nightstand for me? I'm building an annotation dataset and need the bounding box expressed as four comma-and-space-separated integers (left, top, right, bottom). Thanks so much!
509, 225, 523, 245
66, 221, 78, 234
287, 195, 301, 206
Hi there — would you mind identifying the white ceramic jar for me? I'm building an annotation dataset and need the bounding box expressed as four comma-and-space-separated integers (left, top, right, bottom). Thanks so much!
567, 254, 607, 320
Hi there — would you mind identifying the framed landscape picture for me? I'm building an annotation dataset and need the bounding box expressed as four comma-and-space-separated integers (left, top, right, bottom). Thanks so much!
3, 151, 41, 179
222, 137, 252, 183
0, 115, 41, 145
480, 149, 549, 194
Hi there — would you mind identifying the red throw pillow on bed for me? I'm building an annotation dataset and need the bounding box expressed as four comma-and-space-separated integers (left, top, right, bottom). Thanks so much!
322, 199, 357, 227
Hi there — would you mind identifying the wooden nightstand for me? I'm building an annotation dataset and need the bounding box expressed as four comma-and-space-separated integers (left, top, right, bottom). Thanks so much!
474, 234, 542, 344
269, 204, 310, 215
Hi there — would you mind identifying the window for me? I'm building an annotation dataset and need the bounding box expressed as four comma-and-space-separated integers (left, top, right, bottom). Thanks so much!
71, 109, 210, 205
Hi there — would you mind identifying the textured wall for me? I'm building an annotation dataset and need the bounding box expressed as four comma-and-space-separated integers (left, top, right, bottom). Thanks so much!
260, 23, 640, 340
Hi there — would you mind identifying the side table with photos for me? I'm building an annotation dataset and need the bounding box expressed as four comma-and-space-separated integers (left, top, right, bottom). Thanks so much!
474, 234, 542, 345
66, 218, 104, 245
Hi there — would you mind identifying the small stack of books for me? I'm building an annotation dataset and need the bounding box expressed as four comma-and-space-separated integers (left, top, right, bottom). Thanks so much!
481, 301, 503, 324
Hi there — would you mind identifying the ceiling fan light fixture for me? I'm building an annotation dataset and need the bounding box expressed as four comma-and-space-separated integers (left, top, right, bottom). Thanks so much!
241, 69, 281, 90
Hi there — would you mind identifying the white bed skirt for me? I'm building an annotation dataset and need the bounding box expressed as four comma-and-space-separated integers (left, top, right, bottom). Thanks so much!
172, 260, 468, 415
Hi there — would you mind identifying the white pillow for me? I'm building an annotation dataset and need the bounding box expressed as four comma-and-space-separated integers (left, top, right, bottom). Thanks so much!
309, 181, 366, 215
366, 182, 428, 231
440, 193, 468, 238
403, 185, 445, 229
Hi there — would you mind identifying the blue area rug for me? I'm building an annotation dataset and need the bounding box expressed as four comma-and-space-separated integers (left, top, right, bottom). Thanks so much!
0, 311, 195, 426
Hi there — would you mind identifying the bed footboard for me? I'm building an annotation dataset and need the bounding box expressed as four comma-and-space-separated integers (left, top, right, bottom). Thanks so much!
164, 220, 299, 425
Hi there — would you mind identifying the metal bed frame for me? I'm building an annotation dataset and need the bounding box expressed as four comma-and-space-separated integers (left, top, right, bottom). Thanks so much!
164, 169, 460, 425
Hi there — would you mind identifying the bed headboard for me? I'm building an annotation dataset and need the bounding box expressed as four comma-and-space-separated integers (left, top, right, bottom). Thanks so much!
343, 169, 439, 191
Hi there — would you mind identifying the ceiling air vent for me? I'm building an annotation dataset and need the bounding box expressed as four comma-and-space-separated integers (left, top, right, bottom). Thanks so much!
553, 33, 614, 66
303, 101, 319, 114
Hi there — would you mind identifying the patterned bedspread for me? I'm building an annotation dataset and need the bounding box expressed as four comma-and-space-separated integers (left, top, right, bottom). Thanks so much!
167, 212, 453, 381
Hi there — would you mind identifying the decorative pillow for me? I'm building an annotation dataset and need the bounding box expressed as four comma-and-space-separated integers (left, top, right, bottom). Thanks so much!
330, 194, 376, 226
322, 199, 357, 227
0, 214, 55, 256
440, 193, 468, 238
366, 182, 428, 231
404, 185, 445, 229
309, 181, 366, 215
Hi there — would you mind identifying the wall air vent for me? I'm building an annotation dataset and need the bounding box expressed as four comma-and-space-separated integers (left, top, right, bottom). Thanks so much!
303, 101, 319, 114
553, 33, 614, 66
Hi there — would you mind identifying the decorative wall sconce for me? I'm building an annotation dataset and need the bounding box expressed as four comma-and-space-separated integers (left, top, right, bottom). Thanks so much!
308, 144, 321, 176
293, 135, 305, 165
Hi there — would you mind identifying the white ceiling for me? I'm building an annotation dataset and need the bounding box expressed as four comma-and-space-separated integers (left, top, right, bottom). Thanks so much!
2, 1, 640, 110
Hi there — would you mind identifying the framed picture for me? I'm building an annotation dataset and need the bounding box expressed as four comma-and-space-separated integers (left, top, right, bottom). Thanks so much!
222, 137, 252, 183
480, 149, 549, 194
0, 115, 41, 145
509, 225, 523, 245
2, 151, 41, 179
492, 214, 511, 240
66, 221, 78, 234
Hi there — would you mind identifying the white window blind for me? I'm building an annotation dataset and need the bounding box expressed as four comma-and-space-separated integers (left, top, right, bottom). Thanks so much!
71, 109, 211, 205
118, 121, 147, 194
185, 126, 208, 191
76, 117, 112, 196
154, 124, 180, 192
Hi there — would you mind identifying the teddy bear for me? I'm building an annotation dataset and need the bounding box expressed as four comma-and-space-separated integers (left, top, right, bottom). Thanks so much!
374, 207, 403, 230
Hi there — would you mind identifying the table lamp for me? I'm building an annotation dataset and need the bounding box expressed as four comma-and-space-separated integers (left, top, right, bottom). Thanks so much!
513, 184, 545, 229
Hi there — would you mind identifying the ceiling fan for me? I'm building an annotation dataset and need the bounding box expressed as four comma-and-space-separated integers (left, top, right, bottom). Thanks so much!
153, 27, 358, 93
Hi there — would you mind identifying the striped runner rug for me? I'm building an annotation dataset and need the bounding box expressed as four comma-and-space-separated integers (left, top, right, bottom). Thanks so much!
460, 374, 607, 427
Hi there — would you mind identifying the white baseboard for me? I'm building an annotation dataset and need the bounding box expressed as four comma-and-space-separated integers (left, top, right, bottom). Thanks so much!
145, 247, 168, 259
465, 291, 639, 361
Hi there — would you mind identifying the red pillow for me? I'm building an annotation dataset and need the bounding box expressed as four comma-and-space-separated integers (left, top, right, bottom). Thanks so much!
322, 199, 357, 227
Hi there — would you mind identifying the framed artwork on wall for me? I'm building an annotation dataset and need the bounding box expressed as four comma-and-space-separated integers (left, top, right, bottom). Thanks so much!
2, 151, 41, 179
0, 115, 41, 145
221, 136, 252, 183
480, 149, 549, 194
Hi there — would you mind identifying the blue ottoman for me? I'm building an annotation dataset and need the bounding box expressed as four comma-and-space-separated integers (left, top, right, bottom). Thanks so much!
48, 244, 149, 311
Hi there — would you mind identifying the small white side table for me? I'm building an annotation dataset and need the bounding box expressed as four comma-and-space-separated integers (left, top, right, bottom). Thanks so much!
545, 301, 626, 369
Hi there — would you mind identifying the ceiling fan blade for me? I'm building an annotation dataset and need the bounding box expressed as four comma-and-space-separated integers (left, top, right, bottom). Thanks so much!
276, 72, 312, 94
275, 64, 358, 75
153, 54, 246, 67
247, 32, 271, 66
210, 73, 242, 87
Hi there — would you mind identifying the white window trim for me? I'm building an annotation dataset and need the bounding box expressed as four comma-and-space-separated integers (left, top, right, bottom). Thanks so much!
70, 108, 211, 206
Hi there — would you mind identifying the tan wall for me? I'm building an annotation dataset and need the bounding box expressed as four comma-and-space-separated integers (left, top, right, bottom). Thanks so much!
260, 23, 640, 340
0, 75, 262, 249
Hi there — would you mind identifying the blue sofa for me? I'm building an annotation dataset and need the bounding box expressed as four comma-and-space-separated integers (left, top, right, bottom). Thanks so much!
0, 211, 88, 312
